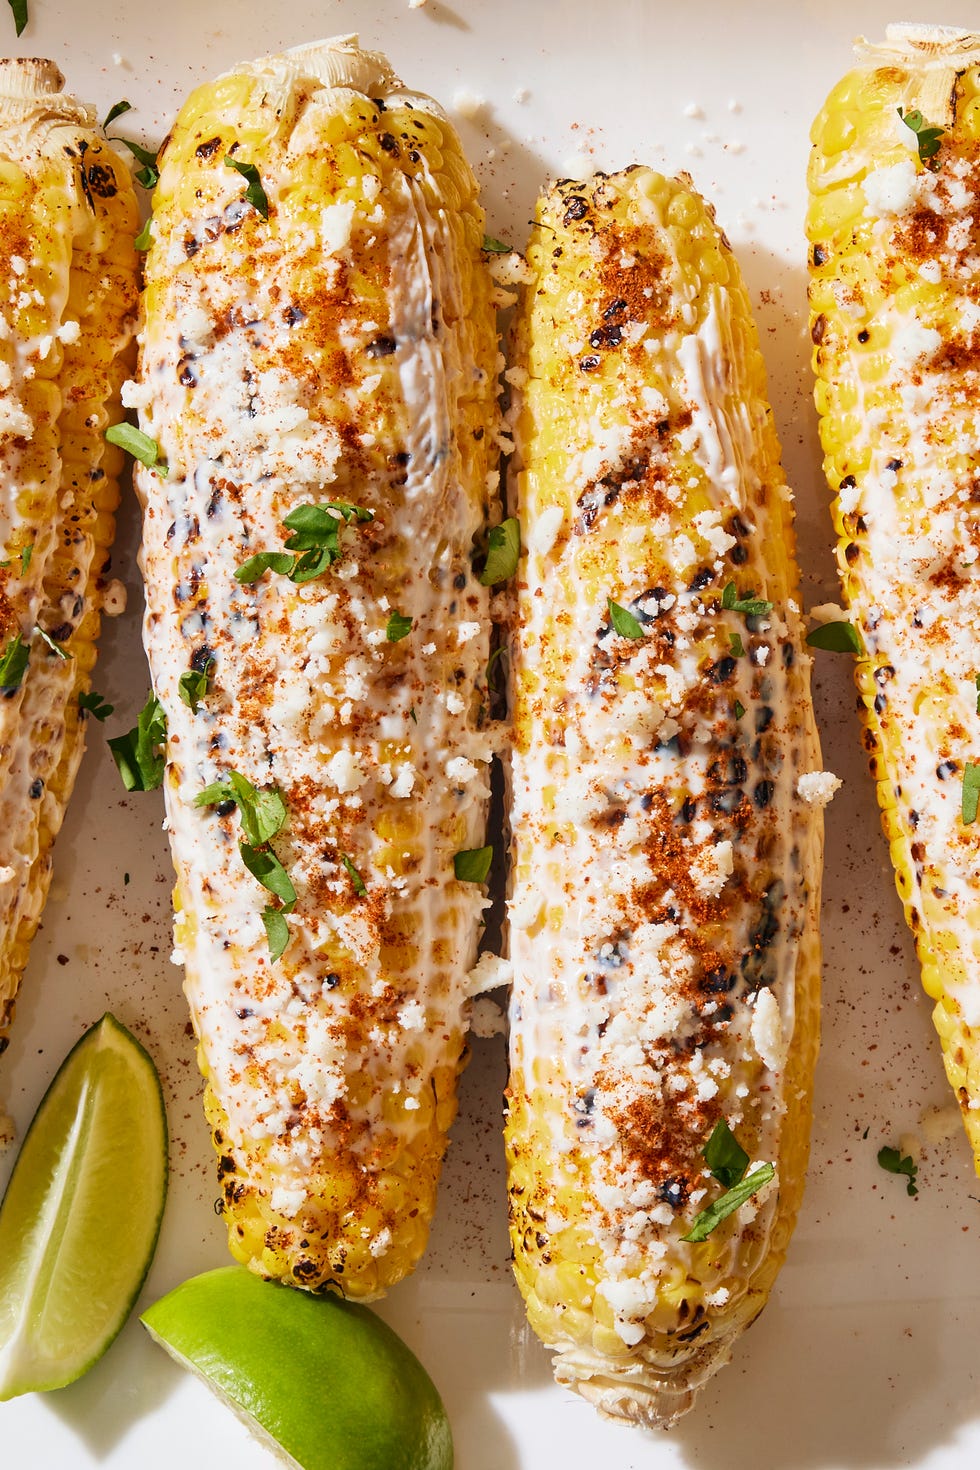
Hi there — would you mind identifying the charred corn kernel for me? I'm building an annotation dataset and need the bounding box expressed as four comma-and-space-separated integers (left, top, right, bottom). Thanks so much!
808, 24, 980, 1167
134, 37, 499, 1298
506, 170, 825, 1428
0, 61, 138, 1050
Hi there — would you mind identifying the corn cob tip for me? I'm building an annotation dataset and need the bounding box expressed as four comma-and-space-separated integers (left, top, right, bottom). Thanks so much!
552, 1340, 734, 1430
244, 34, 402, 101
0, 58, 66, 100
855, 25, 980, 66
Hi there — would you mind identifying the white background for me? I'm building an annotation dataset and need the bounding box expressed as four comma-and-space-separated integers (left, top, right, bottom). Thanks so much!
3, 1, 980, 1466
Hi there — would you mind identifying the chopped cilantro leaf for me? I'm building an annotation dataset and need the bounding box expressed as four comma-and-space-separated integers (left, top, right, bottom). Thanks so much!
729, 632, 745, 658
236, 501, 374, 585
681, 1163, 775, 1243
105, 422, 167, 473
78, 689, 113, 722
962, 762, 980, 826
897, 106, 945, 169
482, 234, 511, 253
224, 156, 269, 219
134, 217, 153, 251
6, 0, 26, 36
340, 852, 367, 896
480, 517, 521, 586
805, 620, 862, 654
386, 610, 413, 642
262, 906, 291, 963
234, 551, 295, 584
108, 692, 166, 791
102, 100, 132, 130
608, 598, 645, 639
195, 771, 287, 847
975, 672, 980, 716
734, 699, 746, 720
702, 1119, 749, 1190
178, 657, 214, 713
877, 1144, 918, 1196
721, 582, 773, 617
0, 635, 29, 691
454, 845, 493, 883
108, 134, 160, 190
20, 543, 32, 575
35, 624, 69, 659
485, 645, 509, 693
240, 841, 296, 909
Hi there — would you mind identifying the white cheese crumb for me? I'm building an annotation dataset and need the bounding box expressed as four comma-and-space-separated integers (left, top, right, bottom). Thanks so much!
121, 378, 153, 411
690, 840, 734, 899
421, 641, 437, 656
453, 89, 486, 120
320, 200, 357, 255
270, 1185, 306, 1217
751, 987, 787, 1073
446, 755, 478, 785
444, 691, 465, 715
863, 157, 918, 216
56, 319, 81, 345
705, 1286, 730, 1307
101, 579, 127, 617
397, 1000, 425, 1031
456, 620, 481, 646
465, 952, 513, 995
390, 763, 416, 799
797, 770, 842, 807
469, 996, 506, 1038
369, 1227, 392, 1256
325, 748, 367, 794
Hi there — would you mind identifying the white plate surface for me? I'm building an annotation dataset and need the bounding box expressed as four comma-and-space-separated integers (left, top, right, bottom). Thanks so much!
3, 1, 980, 1466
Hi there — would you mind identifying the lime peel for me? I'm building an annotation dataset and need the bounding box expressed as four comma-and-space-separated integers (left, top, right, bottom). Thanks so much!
141, 1266, 453, 1470
0, 1012, 168, 1399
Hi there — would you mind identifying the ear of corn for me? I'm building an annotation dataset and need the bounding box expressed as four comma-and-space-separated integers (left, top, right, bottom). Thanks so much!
807, 24, 980, 1164
0, 60, 139, 1051
505, 170, 825, 1426
133, 37, 499, 1298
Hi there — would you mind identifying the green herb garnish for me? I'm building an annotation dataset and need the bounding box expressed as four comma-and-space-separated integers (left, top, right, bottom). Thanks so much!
6, 0, 26, 36
729, 632, 745, 658
721, 582, 772, 617
240, 842, 296, 908
102, 100, 132, 130
479, 517, 521, 586
108, 693, 167, 791
608, 598, 645, 640
261, 907, 291, 963
0, 635, 29, 691
805, 620, 862, 654
386, 610, 413, 643
485, 645, 509, 693
482, 234, 511, 253
703, 1119, 750, 1190
134, 217, 153, 251
975, 672, 979, 716
34, 625, 69, 659
20, 544, 32, 575
340, 853, 367, 897
178, 658, 214, 714
195, 771, 287, 847
454, 845, 493, 883
681, 1163, 775, 1243
105, 423, 167, 474
963, 762, 980, 826
898, 106, 945, 169
224, 156, 269, 219
734, 699, 746, 720
109, 135, 160, 191
78, 689, 113, 722
877, 1144, 919, 1196
235, 501, 374, 585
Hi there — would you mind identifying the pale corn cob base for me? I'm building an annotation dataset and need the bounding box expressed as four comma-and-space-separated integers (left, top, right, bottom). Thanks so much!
808, 28, 980, 1166
0, 60, 138, 1049
507, 170, 823, 1426
137, 38, 498, 1298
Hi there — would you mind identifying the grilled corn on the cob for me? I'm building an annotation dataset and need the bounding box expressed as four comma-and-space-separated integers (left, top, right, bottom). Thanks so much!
0, 60, 138, 1050
134, 37, 498, 1297
808, 24, 980, 1164
505, 170, 826, 1426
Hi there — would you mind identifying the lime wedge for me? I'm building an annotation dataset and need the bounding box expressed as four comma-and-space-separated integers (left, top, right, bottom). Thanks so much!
0, 1012, 168, 1399
141, 1267, 453, 1470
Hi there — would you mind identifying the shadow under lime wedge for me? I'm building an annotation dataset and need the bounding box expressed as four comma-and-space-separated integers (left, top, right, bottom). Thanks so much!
141, 1267, 453, 1470
0, 1013, 168, 1399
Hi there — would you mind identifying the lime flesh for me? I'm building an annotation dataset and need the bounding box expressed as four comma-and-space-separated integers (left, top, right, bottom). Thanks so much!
0, 1012, 168, 1398
141, 1266, 453, 1470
